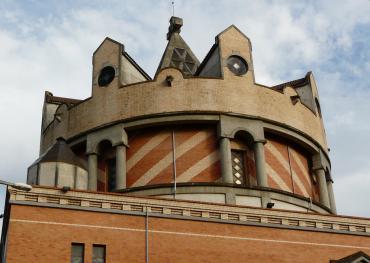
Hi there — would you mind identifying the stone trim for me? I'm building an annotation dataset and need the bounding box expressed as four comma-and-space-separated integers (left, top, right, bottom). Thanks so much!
115, 183, 330, 212
8, 187, 370, 236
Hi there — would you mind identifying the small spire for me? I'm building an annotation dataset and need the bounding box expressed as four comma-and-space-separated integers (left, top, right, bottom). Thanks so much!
167, 16, 183, 40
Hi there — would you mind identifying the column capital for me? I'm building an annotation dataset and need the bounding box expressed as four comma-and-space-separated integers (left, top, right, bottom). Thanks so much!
112, 142, 128, 148
312, 166, 325, 172
86, 151, 98, 156
254, 139, 267, 144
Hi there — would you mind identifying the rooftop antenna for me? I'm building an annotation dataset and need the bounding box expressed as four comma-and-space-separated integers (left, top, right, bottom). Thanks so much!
172, 1, 175, 16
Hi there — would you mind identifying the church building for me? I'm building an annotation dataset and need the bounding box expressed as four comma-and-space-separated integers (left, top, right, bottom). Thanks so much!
0, 17, 369, 263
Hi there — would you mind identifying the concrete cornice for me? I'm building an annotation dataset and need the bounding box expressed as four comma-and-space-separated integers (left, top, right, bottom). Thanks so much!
8, 187, 370, 236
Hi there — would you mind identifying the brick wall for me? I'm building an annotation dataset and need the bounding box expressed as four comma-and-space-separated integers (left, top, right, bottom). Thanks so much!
265, 135, 320, 201
126, 125, 221, 187
5, 205, 370, 263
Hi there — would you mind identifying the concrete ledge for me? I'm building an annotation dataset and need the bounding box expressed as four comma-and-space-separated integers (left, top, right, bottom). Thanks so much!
8, 186, 369, 237
115, 182, 331, 214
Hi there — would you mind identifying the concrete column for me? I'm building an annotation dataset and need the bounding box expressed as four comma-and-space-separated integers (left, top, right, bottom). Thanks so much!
327, 180, 337, 214
88, 153, 98, 191
316, 168, 330, 208
115, 144, 126, 189
254, 141, 268, 187
220, 137, 233, 184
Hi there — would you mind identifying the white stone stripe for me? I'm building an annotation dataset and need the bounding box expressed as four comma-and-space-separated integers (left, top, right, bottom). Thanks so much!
176, 151, 220, 183
292, 171, 310, 197
265, 142, 291, 173
289, 149, 312, 187
265, 163, 291, 192
131, 131, 212, 187
10, 219, 370, 250
266, 143, 309, 196
127, 131, 170, 171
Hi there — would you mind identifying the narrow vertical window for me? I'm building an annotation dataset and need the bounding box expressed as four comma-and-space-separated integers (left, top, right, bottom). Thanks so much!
93, 245, 106, 263
106, 158, 116, 192
231, 150, 246, 185
71, 243, 84, 263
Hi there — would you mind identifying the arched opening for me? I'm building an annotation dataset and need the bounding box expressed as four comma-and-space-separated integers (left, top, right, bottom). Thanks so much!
97, 140, 117, 192
230, 131, 256, 186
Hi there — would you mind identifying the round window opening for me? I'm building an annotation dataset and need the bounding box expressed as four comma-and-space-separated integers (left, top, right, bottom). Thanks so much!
98, 66, 115, 87
226, 56, 248, 76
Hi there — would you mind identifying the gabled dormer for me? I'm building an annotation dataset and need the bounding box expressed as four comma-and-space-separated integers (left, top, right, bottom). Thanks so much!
92, 37, 151, 96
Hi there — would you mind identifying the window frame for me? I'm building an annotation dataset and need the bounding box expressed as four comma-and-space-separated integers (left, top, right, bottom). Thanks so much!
71, 243, 85, 263
92, 244, 106, 263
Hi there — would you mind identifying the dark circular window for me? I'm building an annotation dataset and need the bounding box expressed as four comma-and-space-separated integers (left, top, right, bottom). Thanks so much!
226, 56, 248, 76
98, 66, 115, 87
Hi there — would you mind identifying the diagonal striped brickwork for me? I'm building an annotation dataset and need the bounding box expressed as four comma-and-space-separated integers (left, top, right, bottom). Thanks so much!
265, 136, 320, 201
127, 125, 221, 187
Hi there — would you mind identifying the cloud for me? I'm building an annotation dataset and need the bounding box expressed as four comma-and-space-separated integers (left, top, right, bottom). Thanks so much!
0, 0, 369, 218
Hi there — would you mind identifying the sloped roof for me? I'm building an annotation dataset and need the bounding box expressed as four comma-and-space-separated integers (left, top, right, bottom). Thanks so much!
122, 51, 152, 80
270, 72, 316, 113
270, 74, 310, 91
45, 91, 82, 107
31, 138, 87, 170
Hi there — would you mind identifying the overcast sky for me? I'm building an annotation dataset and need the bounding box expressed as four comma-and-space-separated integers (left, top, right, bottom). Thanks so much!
0, 0, 369, 217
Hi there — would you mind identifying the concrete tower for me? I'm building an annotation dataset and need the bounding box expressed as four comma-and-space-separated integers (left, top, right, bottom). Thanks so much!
2, 17, 369, 263
31, 16, 334, 214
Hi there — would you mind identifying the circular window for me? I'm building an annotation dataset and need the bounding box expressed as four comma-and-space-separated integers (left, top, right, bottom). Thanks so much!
226, 56, 248, 76
98, 66, 115, 87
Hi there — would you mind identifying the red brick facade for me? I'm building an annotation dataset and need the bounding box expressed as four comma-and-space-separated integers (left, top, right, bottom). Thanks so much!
4, 204, 370, 263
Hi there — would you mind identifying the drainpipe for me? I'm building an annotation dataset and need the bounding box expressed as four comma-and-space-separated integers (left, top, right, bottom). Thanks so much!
145, 208, 149, 263
172, 130, 177, 198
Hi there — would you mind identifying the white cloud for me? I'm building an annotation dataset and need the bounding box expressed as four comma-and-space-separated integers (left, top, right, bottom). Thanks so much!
335, 170, 370, 217
0, 0, 370, 218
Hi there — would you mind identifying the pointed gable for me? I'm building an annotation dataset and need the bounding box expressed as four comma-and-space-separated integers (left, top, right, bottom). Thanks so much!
156, 16, 199, 77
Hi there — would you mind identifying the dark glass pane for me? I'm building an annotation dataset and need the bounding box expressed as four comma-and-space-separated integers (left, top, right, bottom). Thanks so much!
71, 243, 84, 263
107, 158, 116, 192
226, 56, 248, 75
93, 245, 106, 263
98, 66, 115, 87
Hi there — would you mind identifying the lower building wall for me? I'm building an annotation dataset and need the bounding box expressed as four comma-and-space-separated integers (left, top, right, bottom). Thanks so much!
5, 205, 370, 263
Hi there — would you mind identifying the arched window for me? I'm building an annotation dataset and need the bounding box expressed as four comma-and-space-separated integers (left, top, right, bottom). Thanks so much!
230, 131, 256, 186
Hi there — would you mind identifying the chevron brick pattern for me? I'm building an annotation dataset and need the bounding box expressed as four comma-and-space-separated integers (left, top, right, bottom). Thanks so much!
127, 126, 221, 187
265, 137, 320, 201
